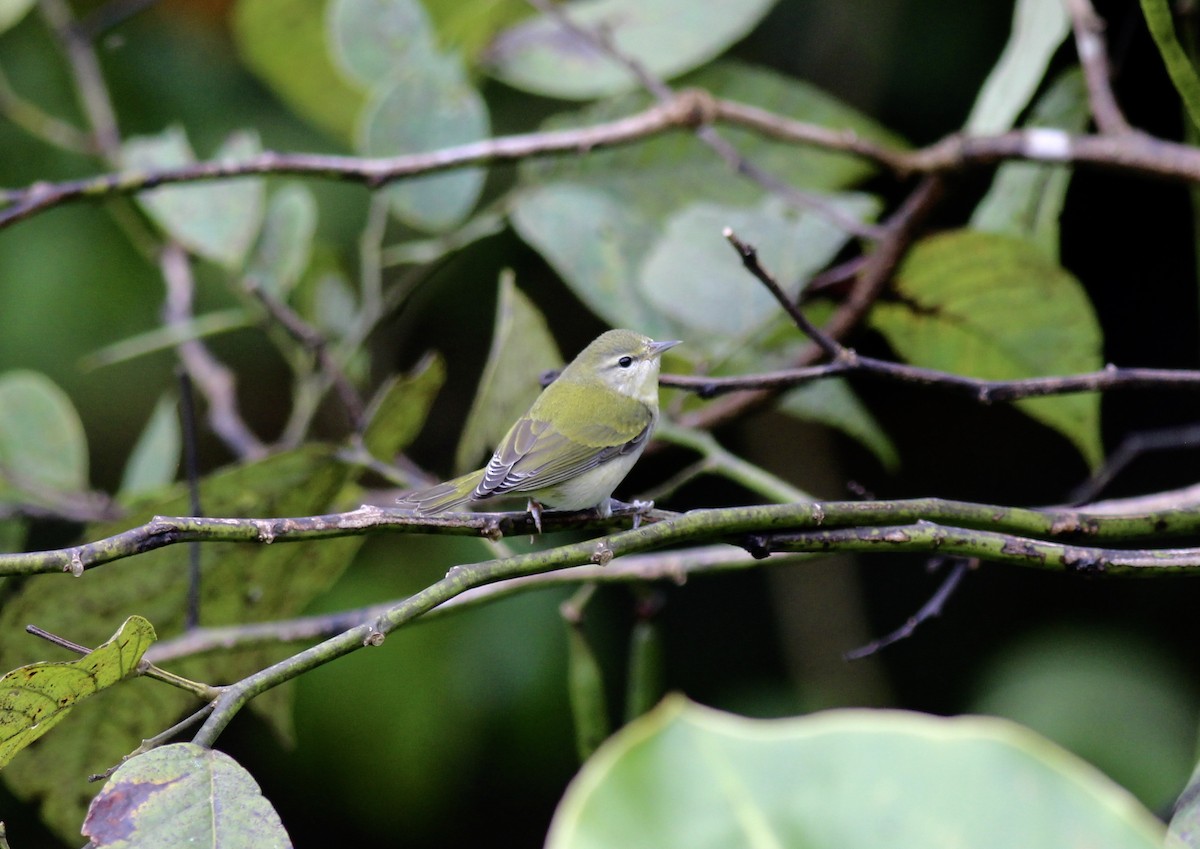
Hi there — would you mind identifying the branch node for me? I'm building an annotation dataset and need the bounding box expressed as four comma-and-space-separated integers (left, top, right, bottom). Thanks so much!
744, 535, 772, 559
670, 88, 719, 128
590, 541, 615, 566
362, 628, 385, 647
255, 520, 276, 544
482, 519, 504, 542
68, 551, 84, 576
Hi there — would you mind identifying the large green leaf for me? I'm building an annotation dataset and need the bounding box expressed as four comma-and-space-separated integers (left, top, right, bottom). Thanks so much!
330, 0, 490, 231
454, 272, 563, 474
327, 0, 437, 84
359, 56, 490, 231
965, 0, 1070, 133
0, 370, 88, 503
231, 0, 365, 142
0, 616, 155, 770
971, 69, 1088, 259
968, 626, 1200, 813
123, 128, 265, 269
868, 230, 1103, 467
83, 744, 291, 849
639, 194, 879, 353
548, 697, 1165, 849
484, 0, 779, 99
511, 61, 899, 339
0, 446, 362, 841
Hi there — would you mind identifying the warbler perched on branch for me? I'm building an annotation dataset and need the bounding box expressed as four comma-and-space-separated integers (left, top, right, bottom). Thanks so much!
399, 329, 680, 529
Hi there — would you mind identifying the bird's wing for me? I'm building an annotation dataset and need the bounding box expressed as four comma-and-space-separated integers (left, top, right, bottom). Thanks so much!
476, 386, 653, 498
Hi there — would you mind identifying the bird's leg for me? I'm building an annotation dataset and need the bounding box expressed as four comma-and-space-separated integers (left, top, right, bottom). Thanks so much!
605, 498, 655, 529
526, 498, 545, 534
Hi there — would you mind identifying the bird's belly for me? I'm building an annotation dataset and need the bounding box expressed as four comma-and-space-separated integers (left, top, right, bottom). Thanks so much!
533, 449, 644, 510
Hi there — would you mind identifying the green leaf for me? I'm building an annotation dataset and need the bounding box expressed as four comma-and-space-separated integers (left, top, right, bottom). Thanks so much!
965, 0, 1070, 134
231, 0, 365, 142
779, 379, 899, 472
246, 183, 318, 299
327, 0, 437, 85
548, 696, 1165, 849
483, 0, 779, 100
967, 626, 1200, 813
512, 183, 667, 335
454, 272, 563, 474
118, 394, 181, 499
639, 195, 880, 353
329, 0, 491, 231
0, 446, 361, 841
123, 128, 266, 269
0, 616, 155, 770
359, 57, 490, 231
83, 743, 291, 849
1141, 0, 1200, 133
971, 68, 1089, 259
0, 370, 88, 501
511, 61, 899, 337
0, 0, 34, 33
868, 230, 1103, 467
364, 353, 447, 461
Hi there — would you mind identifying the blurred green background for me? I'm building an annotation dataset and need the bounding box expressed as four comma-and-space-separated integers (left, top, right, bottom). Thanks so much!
2, 0, 1199, 846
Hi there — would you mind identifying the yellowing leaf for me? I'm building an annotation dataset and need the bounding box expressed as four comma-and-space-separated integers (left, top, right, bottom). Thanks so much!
0, 616, 155, 769
84, 743, 291, 849
869, 230, 1103, 467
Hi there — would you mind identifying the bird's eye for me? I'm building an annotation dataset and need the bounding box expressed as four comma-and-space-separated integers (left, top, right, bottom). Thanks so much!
618, 356, 633, 368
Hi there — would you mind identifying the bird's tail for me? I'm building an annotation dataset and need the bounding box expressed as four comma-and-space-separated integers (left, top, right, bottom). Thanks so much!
397, 469, 485, 514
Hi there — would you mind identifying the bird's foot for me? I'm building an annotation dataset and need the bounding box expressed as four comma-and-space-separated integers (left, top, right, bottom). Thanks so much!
607, 498, 655, 529
526, 498, 545, 534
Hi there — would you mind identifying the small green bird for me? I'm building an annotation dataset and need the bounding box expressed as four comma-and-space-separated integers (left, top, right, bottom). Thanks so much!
399, 329, 680, 529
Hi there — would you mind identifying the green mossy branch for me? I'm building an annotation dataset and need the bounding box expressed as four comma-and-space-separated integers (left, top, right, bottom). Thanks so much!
4, 497, 1200, 578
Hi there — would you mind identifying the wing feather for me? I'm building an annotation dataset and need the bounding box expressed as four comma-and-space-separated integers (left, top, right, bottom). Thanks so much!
474, 382, 654, 499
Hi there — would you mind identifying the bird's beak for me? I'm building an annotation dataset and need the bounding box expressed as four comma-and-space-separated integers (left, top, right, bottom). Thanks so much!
649, 339, 682, 357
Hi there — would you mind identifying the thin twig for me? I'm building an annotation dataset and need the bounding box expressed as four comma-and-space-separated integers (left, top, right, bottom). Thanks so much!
38, 0, 120, 160
145, 544, 761, 664
25, 624, 217, 698
843, 558, 972, 659
178, 370, 203, 630
89, 702, 216, 782
245, 279, 367, 433
0, 63, 91, 152
677, 176, 944, 430
161, 244, 267, 459
660, 358, 1200, 401
10, 96, 1200, 230
1064, 0, 1133, 134
723, 227, 848, 361
522, 0, 882, 239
